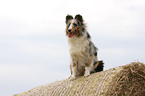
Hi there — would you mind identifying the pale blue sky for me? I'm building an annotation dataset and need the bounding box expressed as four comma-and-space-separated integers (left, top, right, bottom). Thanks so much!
0, 0, 145, 96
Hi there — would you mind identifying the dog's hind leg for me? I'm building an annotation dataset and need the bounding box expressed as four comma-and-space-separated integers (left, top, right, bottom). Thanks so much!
84, 66, 91, 76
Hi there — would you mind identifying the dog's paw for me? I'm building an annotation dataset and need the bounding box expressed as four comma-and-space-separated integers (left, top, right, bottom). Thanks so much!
84, 73, 90, 77
69, 76, 76, 81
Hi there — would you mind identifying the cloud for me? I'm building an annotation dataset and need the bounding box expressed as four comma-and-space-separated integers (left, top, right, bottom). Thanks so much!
0, 34, 69, 66
0, 63, 69, 82
0, 63, 70, 96
0, 0, 66, 36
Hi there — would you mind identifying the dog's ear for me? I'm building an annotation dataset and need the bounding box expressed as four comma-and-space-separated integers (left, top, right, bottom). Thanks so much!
65, 15, 73, 24
75, 14, 83, 24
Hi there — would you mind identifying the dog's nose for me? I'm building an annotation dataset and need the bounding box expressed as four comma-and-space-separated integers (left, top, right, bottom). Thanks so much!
68, 29, 71, 33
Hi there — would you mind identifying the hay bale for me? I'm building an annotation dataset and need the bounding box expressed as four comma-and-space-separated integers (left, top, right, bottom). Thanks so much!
15, 62, 145, 96
106, 62, 145, 96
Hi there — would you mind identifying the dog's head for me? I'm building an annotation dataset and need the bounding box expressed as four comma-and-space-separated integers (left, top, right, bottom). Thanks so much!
65, 14, 84, 38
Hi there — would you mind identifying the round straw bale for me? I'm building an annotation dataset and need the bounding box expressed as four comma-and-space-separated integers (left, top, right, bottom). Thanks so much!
105, 62, 145, 96
15, 62, 145, 96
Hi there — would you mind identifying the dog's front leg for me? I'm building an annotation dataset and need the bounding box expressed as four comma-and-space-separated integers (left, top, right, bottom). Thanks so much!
84, 55, 93, 77
70, 63, 77, 80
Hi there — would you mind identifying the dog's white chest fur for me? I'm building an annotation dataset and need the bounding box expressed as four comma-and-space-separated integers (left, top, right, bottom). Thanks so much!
67, 36, 88, 56
67, 35, 93, 78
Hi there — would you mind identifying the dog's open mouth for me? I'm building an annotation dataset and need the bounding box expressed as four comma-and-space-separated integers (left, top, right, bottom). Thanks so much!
68, 31, 76, 38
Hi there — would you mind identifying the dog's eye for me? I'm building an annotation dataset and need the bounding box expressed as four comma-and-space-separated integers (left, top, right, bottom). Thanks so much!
73, 23, 77, 27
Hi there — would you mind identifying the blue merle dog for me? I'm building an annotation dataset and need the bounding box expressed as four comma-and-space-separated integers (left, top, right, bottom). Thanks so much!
65, 14, 104, 80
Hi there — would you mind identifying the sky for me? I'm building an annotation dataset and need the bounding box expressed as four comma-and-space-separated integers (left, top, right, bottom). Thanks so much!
0, 0, 145, 96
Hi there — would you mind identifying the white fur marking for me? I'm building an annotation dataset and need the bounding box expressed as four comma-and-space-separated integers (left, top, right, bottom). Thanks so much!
68, 19, 77, 31
84, 66, 91, 76
70, 65, 77, 80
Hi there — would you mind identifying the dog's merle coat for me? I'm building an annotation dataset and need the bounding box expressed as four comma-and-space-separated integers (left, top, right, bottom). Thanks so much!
65, 14, 103, 80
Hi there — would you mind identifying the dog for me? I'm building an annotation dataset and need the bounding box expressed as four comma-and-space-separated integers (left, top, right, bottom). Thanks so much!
65, 14, 104, 80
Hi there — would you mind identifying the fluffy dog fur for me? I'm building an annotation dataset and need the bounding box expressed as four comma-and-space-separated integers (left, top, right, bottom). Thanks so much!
65, 14, 103, 80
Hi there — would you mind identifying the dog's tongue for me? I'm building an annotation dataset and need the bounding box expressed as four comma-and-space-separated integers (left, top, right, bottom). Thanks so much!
68, 32, 74, 38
